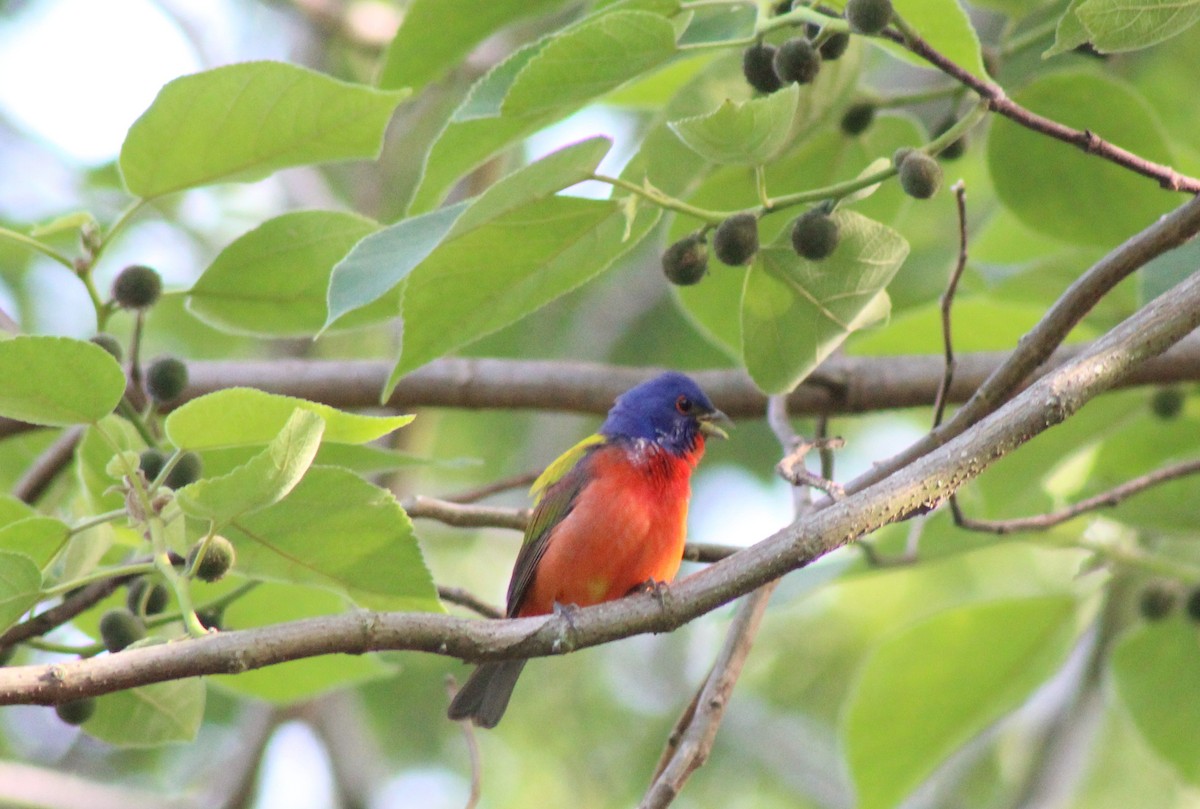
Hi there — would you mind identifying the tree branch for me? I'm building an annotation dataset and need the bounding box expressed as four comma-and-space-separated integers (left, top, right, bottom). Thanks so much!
952, 458, 1200, 535
2, 225, 1200, 705
890, 24, 1200, 193
843, 191, 1200, 496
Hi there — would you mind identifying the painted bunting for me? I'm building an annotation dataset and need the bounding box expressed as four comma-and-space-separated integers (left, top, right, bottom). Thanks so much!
447, 372, 731, 728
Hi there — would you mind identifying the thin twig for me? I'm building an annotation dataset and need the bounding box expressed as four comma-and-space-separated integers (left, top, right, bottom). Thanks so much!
438, 586, 503, 619
403, 496, 530, 530
888, 24, 1200, 193
445, 676, 483, 809
12, 426, 83, 504
952, 458, 1200, 535
932, 182, 969, 429
640, 581, 780, 809
0, 576, 130, 650
768, 396, 845, 502
441, 471, 539, 504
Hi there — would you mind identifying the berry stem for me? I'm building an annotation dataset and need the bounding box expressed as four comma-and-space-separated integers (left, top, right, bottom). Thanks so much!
0, 226, 75, 270
90, 199, 145, 266
19, 638, 105, 657
591, 174, 734, 224
144, 581, 260, 630
42, 561, 158, 598
67, 508, 131, 537
755, 166, 771, 209
871, 84, 962, 109
117, 397, 159, 448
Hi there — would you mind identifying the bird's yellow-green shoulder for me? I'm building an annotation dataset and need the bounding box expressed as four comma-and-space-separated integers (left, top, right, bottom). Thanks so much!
529, 433, 607, 503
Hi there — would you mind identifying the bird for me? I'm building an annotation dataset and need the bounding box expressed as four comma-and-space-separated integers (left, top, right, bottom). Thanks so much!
447, 371, 731, 728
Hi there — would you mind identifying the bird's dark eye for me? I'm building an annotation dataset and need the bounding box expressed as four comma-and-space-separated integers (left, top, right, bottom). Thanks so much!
675, 395, 693, 414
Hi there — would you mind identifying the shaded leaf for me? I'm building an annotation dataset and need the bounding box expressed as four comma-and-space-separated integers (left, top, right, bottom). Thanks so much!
0, 517, 69, 569
669, 84, 799, 166
85, 679, 205, 746
0, 550, 41, 633
1077, 0, 1200, 53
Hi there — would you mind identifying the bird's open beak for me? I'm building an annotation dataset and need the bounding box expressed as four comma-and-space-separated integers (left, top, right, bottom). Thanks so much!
698, 409, 733, 440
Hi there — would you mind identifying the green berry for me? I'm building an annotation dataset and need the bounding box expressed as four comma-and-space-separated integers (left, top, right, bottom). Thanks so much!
164, 452, 203, 489
145, 356, 188, 404
1187, 588, 1200, 622
139, 448, 167, 482
712, 213, 760, 266
111, 265, 162, 310
791, 210, 841, 261
187, 535, 236, 583
55, 698, 96, 726
933, 116, 967, 160
742, 43, 782, 94
1151, 388, 1185, 420
90, 333, 123, 362
662, 234, 709, 286
841, 102, 876, 135
892, 146, 915, 168
845, 0, 893, 35
99, 608, 146, 653
126, 577, 169, 616
773, 38, 821, 85
1139, 583, 1177, 621
898, 152, 943, 199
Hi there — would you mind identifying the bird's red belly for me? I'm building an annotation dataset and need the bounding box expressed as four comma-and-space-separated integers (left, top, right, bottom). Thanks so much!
516, 450, 693, 617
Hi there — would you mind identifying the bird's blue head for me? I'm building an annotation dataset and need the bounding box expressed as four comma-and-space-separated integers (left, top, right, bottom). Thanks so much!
600, 372, 732, 456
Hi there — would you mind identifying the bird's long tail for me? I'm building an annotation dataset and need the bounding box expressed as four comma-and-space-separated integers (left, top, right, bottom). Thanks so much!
447, 660, 527, 728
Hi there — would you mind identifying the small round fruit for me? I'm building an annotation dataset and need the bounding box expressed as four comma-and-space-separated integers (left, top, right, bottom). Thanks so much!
892, 146, 915, 168
773, 38, 821, 85
197, 609, 224, 631
55, 698, 96, 726
742, 43, 782, 94
662, 234, 709, 286
712, 213, 760, 266
126, 577, 169, 616
187, 535, 236, 583
1186, 588, 1200, 622
111, 265, 162, 310
139, 448, 167, 482
145, 356, 188, 403
791, 210, 841, 261
845, 0, 893, 35
1151, 388, 1185, 420
90, 334, 123, 362
99, 608, 146, 653
898, 152, 943, 199
1139, 583, 1177, 621
840, 102, 876, 135
164, 452, 203, 489
933, 116, 967, 160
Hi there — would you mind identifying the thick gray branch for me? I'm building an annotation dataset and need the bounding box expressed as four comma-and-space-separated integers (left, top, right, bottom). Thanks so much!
3, 259, 1198, 705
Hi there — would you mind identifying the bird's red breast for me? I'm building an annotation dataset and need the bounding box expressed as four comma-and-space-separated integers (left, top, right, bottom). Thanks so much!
515, 438, 705, 617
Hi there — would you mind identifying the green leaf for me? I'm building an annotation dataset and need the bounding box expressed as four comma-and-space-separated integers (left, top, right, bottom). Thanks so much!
387, 201, 662, 393
0, 495, 35, 529
1077, 0, 1200, 53
843, 596, 1078, 809
501, 11, 678, 116
987, 70, 1174, 246
187, 211, 381, 337
879, 0, 988, 78
224, 466, 441, 611
199, 443, 464, 479
741, 210, 909, 394
0, 550, 41, 632
1113, 618, 1200, 784
408, 3, 677, 212
377, 0, 567, 92
76, 416, 145, 513
29, 211, 98, 239
0, 337, 125, 426
1045, 0, 1091, 56
85, 679, 205, 746
175, 409, 325, 526
328, 137, 612, 327
120, 62, 409, 198
324, 202, 468, 329
213, 582, 389, 702
0, 517, 69, 569
165, 388, 413, 450
669, 84, 799, 166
